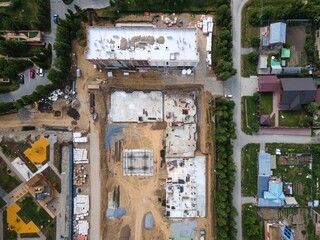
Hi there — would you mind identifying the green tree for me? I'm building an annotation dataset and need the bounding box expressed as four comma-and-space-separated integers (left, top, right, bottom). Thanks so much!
247, 51, 259, 64
251, 37, 260, 48
305, 102, 319, 113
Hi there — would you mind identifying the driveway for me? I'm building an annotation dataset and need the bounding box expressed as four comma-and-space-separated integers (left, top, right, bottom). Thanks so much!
0, 0, 110, 103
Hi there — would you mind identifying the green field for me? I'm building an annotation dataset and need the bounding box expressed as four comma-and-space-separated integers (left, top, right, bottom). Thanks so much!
97, 0, 214, 16
0, 196, 6, 208
279, 110, 310, 127
242, 204, 263, 240
17, 195, 52, 229
242, 96, 259, 134
2, 210, 17, 240
0, 165, 21, 193
0, 1, 38, 29
241, 55, 257, 77
259, 93, 273, 115
242, 144, 260, 197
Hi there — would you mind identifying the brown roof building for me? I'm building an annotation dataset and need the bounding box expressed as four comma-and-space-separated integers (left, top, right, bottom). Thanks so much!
258, 75, 279, 92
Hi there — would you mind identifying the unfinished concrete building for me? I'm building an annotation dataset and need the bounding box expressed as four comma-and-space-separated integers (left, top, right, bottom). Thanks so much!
86, 27, 199, 69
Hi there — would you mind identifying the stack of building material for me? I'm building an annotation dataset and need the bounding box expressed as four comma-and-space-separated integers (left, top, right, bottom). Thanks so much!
73, 132, 88, 143
73, 148, 89, 164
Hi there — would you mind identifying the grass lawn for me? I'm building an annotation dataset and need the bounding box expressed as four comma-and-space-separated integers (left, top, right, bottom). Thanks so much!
42, 167, 61, 193
42, 218, 56, 240
241, 2, 259, 48
259, 93, 273, 115
242, 96, 258, 135
0, 196, 6, 208
0, 166, 22, 193
0, 0, 38, 30
3, 210, 18, 240
53, 143, 62, 173
265, 143, 313, 154
96, 0, 214, 16
241, 55, 257, 77
279, 110, 310, 127
242, 204, 263, 240
17, 195, 52, 229
242, 144, 260, 197
0, 81, 19, 94
273, 164, 312, 206
20, 233, 40, 238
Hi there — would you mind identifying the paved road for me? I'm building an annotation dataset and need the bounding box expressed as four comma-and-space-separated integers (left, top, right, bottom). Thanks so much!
89, 120, 102, 240
228, 0, 320, 239
0, 72, 51, 103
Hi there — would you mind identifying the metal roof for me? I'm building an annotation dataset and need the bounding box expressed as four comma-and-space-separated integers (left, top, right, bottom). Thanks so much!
259, 152, 271, 176
270, 22, 286, 44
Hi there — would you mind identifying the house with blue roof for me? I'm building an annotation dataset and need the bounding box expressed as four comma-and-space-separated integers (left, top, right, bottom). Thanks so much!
270, 22, 287, 45
258, 152, 286, 207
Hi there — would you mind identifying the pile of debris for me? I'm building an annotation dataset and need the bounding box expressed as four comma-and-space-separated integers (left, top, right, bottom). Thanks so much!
48, 84, 77, 104
73, 165, 88, 186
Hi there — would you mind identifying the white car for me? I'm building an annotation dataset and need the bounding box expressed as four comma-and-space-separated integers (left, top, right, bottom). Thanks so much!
39, 68, 44, 77
224, 94, 232, 98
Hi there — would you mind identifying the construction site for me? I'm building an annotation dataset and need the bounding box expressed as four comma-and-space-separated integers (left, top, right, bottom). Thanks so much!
81, 13, 217, 240
103, 88, 210, 240
0, 12, 218, 240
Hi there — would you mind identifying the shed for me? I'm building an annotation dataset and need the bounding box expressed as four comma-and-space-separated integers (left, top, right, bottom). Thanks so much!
271, 60, 282, 74
270, 155, 277, 169
260, 115, 271, 126
284, 197, 298, 206
281, 48, 291, 58
259, 55, 268, 69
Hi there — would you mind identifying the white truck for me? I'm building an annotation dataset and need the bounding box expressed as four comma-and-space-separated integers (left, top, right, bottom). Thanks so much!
200, 229, 205, 240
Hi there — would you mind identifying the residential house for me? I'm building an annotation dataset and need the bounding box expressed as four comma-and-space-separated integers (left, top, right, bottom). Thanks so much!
260, 22, 287, 48
270, 22, 287, 45
264, 221, 295, 240
279, 78, 316, 110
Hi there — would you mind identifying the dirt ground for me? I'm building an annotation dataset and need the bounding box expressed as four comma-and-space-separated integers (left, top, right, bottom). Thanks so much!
103, 124, 169, 240
73, 16, 214, 238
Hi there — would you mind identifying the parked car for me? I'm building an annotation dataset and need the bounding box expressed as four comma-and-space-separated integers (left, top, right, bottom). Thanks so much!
39, 68, 44, 77
19, 74, 24, 84
224, 94, 232, 98
53, 14, 59, 24
30, 68, 35, 78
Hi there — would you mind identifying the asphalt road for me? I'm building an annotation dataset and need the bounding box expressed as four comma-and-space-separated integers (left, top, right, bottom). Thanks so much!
227, 0, 320, 239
